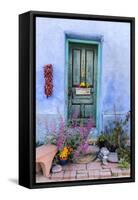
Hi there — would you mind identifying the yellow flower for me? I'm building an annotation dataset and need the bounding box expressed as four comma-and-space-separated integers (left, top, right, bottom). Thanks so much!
59, 146, 73, 160
80, 82, 86, 87
63, 147, 68, 152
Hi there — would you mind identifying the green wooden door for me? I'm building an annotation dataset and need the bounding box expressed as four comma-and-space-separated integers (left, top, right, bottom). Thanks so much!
68, 42, 98, 126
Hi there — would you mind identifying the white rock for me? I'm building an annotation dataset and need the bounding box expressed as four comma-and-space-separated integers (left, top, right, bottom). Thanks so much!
52, 164, 62, 173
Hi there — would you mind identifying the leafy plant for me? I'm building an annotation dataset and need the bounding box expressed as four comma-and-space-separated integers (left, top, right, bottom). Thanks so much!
43, 107, 94, 163
118, 158, 129, 169
73, 118, 94, 157
96, 133, 109, 148
61, 110, 94, 159
117, 146, 130, 163
65, 130, 81, 150
96, 109, 130, 152
109, 108, 130, 148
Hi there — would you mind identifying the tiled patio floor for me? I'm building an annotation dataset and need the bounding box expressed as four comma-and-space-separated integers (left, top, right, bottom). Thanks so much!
36, 161, 130, 183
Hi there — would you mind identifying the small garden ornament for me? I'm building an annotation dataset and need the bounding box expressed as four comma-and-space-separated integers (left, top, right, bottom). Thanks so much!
98, 147, 110, 165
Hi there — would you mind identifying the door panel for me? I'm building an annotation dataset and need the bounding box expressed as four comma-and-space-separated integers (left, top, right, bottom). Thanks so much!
85, 105, 94, 118
72, 98, 93, 104
72, 49, 81, 86
68, 42, 98, 126
70, 105, 81, 118
86, 50, 94, 86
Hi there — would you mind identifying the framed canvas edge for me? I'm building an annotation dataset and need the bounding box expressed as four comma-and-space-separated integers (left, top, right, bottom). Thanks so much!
19, 10, 135, 189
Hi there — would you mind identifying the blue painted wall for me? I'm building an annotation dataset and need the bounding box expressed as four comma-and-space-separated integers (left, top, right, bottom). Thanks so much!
36, 17, 130, 142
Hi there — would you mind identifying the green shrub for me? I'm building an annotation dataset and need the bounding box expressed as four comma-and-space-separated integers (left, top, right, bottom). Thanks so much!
96, 132, 119, 151
118, 158, 129, 169
117, 147, 130, 163
97, 111, 130, 152
96, 133, 109, 148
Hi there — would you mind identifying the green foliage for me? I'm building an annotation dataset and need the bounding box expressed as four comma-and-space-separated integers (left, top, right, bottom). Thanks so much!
96, 131, 119, 151
97, 111, 130, 152
118, 158, 129, 169
117, 147, 130, 163
104, 117, 129, 149
96, 133, 108, 148
66, 132, 81, 150
97, 134, 107, 142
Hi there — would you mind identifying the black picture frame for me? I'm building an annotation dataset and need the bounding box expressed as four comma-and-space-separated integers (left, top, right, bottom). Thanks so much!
19, 11, 135, 189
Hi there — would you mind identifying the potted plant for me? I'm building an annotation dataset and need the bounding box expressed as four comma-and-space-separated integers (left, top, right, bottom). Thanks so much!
58, 146, 73, 165
96, 133, 109, 148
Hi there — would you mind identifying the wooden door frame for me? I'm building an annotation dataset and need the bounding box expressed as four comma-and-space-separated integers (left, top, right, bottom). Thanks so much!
65, 38, 102, 132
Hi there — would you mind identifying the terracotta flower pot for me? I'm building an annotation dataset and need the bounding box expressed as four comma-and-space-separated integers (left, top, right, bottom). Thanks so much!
73, 154, 96, 164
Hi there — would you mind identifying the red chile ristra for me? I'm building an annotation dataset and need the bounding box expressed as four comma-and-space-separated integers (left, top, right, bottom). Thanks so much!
44, 64, 53, 98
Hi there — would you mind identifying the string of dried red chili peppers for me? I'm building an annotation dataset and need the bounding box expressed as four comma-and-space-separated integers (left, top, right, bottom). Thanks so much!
44, 64, 53, 98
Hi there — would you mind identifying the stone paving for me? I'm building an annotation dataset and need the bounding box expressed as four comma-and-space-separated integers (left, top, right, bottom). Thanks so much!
36, 161, 130, 183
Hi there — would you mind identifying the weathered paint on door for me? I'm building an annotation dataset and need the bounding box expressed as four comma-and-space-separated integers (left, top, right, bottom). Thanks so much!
68, 42, 98, 126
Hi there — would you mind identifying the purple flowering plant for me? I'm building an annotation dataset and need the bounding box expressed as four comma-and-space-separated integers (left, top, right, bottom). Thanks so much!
44, 108, 94, 160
